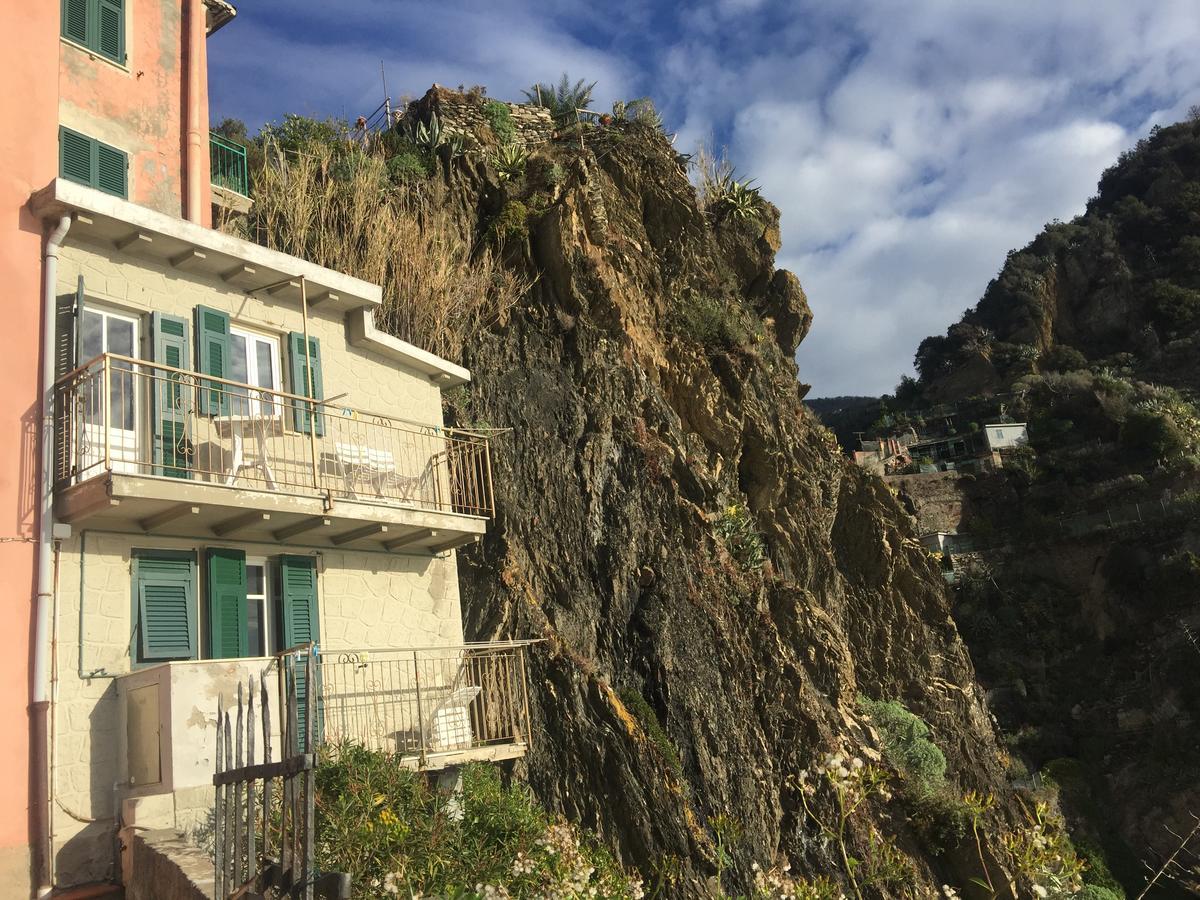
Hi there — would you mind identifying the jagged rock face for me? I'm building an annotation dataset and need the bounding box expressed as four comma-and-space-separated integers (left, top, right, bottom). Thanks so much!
447, 130, 1012, 894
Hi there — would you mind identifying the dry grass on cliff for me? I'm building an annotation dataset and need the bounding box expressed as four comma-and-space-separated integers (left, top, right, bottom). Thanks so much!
249, 140, 530, 363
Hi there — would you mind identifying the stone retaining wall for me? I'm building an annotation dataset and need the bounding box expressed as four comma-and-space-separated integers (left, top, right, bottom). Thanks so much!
403, 85, 555, 149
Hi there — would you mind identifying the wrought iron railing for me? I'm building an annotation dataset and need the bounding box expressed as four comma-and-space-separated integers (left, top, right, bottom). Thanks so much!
210, 132, 250, 196
277, 642, 533, 765
53, 352, 495, 517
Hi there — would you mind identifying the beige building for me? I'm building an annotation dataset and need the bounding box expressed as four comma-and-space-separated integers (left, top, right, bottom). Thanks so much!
34, 157, 529, 890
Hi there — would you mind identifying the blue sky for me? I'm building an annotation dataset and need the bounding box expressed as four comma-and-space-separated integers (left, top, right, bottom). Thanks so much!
209, 0, 1200, 397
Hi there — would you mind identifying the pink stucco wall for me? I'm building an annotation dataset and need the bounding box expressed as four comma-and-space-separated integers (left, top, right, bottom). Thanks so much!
0, 0, 59, 883
0, 1, 220, 887
58, 0, 212, 223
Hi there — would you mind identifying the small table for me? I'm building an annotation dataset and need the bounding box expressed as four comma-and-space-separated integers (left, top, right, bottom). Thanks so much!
216, 415, 284, 490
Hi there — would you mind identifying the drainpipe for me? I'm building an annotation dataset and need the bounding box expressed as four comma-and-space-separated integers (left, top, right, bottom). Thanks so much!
185, 0, 205, 223
33, 214, 72, 897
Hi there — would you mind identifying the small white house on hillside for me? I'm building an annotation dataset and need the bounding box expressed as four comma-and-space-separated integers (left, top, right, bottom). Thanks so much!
984, 422, 1029, 451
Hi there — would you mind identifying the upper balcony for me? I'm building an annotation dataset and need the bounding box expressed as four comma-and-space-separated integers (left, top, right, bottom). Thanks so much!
210, 132, 252, 215
53, 353, 493, 554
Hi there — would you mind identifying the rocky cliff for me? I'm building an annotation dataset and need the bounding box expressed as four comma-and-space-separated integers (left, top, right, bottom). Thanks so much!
435, 107, 1019, 895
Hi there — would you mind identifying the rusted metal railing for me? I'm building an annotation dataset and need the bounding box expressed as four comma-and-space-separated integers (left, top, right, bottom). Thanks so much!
275, 641, 534, 766
53, 353, 494, 518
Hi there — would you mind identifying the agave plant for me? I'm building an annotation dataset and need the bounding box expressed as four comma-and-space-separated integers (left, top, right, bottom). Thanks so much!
404, 111, 443, 152
712, 175, 763, 222
491, 143, 528, 182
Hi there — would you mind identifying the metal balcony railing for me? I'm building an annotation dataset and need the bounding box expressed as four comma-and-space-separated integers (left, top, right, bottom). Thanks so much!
53, 353, 494, 518
276, 642, 534, 764
210, 132, 250, 196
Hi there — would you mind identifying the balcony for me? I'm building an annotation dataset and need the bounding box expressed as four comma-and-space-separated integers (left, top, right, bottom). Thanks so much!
118, 641, 534, 799
299, 642, 534, 767
53, 353, 493, 553
210, 132, 251, 214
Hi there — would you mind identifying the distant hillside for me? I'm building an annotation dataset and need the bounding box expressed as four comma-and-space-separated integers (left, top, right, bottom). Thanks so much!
915, 115, 1200, 401
892, 113, 1200, 897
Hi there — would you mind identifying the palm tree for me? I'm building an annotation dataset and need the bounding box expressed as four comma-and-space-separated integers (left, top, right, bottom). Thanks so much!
523, 73, 597, 126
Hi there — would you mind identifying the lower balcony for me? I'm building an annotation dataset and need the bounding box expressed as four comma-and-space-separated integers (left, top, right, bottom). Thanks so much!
54, 353, 493, 554
118, 641, 534, 801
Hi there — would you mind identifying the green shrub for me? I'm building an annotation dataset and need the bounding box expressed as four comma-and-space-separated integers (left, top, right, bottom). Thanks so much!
487, 200, 529, 244
314, 746, 639, 898
483, 100, 516, 144
1078, 885, 1123, 900
1075, 837, 1125, 896
713, 503, 766, 571
672, 291, 758, 350
906, 787, 971, 854
387, 149, 431, 183
617, 687, 682, 775
1041, 345, 1088, 372
546, 162, 566, 187
1121, 407, 1187, 457
858, 698, 947, 795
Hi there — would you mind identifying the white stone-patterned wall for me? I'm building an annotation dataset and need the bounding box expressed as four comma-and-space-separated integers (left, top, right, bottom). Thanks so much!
57, 239, 443, 427
50, 529, 463, 884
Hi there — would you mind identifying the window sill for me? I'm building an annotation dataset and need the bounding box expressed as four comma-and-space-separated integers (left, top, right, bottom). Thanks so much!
60, 36, 130, 75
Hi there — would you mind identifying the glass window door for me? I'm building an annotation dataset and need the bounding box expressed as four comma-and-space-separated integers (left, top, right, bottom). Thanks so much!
245, 557, 270, 656
79, 307, 140, 475
228, 326, 281, 418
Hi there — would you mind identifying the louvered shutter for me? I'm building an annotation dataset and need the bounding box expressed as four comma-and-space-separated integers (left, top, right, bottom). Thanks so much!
95, 142, 127, 197
206, 548, 247, 659
287, 333, 325, 436
61, 0, 89, 45
151, 312, 191, 478
96, 0, 124, 62
52, 279, 83, 487
134, 551, 197, 662
60, 128, 94, 186
280, 555, 321, 748
194, 306, 231, 415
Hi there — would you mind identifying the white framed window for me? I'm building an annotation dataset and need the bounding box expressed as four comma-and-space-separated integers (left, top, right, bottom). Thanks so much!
228, 325, 281, 417
245, 556, 271, 656
79, 304, 141, 473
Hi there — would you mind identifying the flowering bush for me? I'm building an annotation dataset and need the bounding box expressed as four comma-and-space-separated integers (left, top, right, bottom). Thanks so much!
314, 745, 641, 898
792, 752, 916, 899
1002, 802, 1085, 899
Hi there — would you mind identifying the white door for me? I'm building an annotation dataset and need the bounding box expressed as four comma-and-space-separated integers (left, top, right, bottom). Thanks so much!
79, 307, 140, 476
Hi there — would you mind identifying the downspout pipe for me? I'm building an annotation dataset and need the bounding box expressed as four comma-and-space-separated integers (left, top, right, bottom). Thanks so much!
33, 213, 72, 896
185, 0, 205, 223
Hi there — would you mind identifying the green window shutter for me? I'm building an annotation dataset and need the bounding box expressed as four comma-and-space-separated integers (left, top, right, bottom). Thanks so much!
280, 555, 321, 749
60, 127, 94, 187
96, 0, 124, 63
95, 142, 128, 198
61, 0, 89, 45
151, 312, 191, 478
194, 306, 231, 415
280, 555, 320, 647
134, 551, 197, 662
287, 332, 325, 436
206, 548, 247, 659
